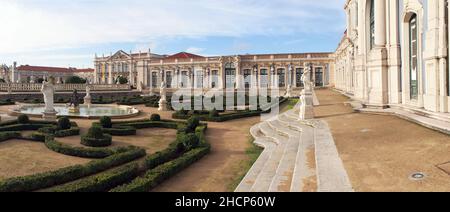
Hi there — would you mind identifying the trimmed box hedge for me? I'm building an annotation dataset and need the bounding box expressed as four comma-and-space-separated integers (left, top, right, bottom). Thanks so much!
0, 148, 146, 192
48, 163, 140, 192
0, 131, 21, 142
102, 126, 137, 136
110, 146, 210, 192
81, 134, 112, 147
45, 136, 122, 159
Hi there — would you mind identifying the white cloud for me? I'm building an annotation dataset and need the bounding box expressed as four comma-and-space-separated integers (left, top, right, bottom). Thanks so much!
0, 0, 346, 54
185, 47, 205, 54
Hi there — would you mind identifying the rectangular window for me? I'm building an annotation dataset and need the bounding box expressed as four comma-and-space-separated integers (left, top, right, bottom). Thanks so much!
244, 69, 251, 88
211, 70, 218, 88
260, 69, 268, 88
296, 68, 304, 87
166, 72, 172, 88
151, 72, 157, 88
277, 69, 285, 88
196, 70, 203, 88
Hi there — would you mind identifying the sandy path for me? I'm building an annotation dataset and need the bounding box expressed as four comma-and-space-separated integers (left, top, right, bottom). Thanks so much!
152, 117, 261, 192
0, 139, 91, 180
315, 89, 450, 192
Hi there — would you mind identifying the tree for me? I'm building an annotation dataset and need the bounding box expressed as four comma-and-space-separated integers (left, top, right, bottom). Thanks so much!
116, 76, 128, 84
0, 78, 5, 83
65, 76, 87, 84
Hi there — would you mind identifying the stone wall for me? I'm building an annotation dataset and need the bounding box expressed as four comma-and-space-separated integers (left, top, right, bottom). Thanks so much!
0, 91, 142, 102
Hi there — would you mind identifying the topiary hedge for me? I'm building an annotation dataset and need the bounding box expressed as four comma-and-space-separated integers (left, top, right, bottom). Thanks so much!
150, 114, 161, 122
81, 134, 112, 147
0, 131, 21, 142
0, 148, 145, 192
110, 146, 210, 192
17, 114, 30, 124
81, 125, 112, 147
102, 126, 137, 136
48, 163, 140, 192
100, 116, 112, 128
57, 117, 72, 130
45, 136, 117, 159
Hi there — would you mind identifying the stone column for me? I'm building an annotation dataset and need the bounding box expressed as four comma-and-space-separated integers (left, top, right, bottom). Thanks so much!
366, 0, 389, 107
107, 63, 113, 84
423, 0, 442, 112
235, 65, 241, 89
374, 0, 386, 47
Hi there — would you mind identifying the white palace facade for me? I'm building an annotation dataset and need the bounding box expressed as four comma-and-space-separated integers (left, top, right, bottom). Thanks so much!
336, 0, 450, 114
94, 51, 335, 93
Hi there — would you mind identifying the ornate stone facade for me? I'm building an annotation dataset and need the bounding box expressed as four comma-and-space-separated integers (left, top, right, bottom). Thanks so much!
9, 65, 94, 84
94, 51, 335, 92
336, 0, 450, 114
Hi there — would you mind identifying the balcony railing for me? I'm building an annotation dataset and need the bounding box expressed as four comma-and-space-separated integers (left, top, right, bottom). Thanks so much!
0, 83, 131, 92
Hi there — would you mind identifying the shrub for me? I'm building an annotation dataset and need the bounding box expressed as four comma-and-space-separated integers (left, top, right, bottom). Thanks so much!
17, 114, 29, 124
65, 76, 87, 84
87, 125, 104, 139
209, 109, 219, 118
46, 136, 115, 158
102, 126, 137, 136
81, 134, 112, 147
185, 116, 200, 133
0, 148, 145, 192
150, 114, 161, 122
110, 146, 210, 192
48, 163, 139, 192
100, 116, 112, 128
57, 117, 71, 130
178, 133, 200, 151
0, 132, 21, 142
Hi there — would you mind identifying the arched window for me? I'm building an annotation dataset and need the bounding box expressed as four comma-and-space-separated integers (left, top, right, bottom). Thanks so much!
409, 14, 419, 100
369, 0, 375, 49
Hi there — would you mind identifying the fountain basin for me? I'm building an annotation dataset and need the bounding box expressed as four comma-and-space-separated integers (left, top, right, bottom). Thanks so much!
9, 104, 140, 119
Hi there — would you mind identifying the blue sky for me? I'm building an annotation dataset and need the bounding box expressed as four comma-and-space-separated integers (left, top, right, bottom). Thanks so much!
0, 0, 346, 68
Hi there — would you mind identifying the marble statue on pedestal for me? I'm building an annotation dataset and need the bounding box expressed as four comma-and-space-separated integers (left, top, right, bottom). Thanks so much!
41, 77, 57, 120
158, 81, 168, 111
84, 84, 92, 108
299, 63, 315, 120
285, 84, 292, 98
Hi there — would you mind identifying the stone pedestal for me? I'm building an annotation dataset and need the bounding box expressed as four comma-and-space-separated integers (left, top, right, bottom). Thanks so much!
69, 106, 80, 113
84, 96, 92, 107
42, 111, 58, 121
299, 89, 315, 120
158, 99, 168, 111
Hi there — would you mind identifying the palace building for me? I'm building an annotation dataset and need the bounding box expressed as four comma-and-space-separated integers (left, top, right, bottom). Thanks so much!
12, 65, 94, 84
336, 0, 450, 114
93, 51, 335, 93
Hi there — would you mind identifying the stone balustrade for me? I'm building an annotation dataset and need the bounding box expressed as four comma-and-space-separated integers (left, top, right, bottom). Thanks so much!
0, 83, 131, 92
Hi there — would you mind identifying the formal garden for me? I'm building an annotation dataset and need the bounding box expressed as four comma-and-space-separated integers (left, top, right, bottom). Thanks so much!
0, 114, 210, 192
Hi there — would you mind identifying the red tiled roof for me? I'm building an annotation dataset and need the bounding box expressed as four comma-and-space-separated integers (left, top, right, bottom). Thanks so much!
17, 65, 94, 73
165, 52, 205, 60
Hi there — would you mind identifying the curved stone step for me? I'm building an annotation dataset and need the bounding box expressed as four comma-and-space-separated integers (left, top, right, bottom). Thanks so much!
235, 136, 277, 192
268, 135, 300, 192
290, 125, 316, 192
258, 122, 288, 144
251, 141, 286, 192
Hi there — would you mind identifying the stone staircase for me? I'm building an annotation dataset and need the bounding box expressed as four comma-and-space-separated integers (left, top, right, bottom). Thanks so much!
235, 103, 353, 192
